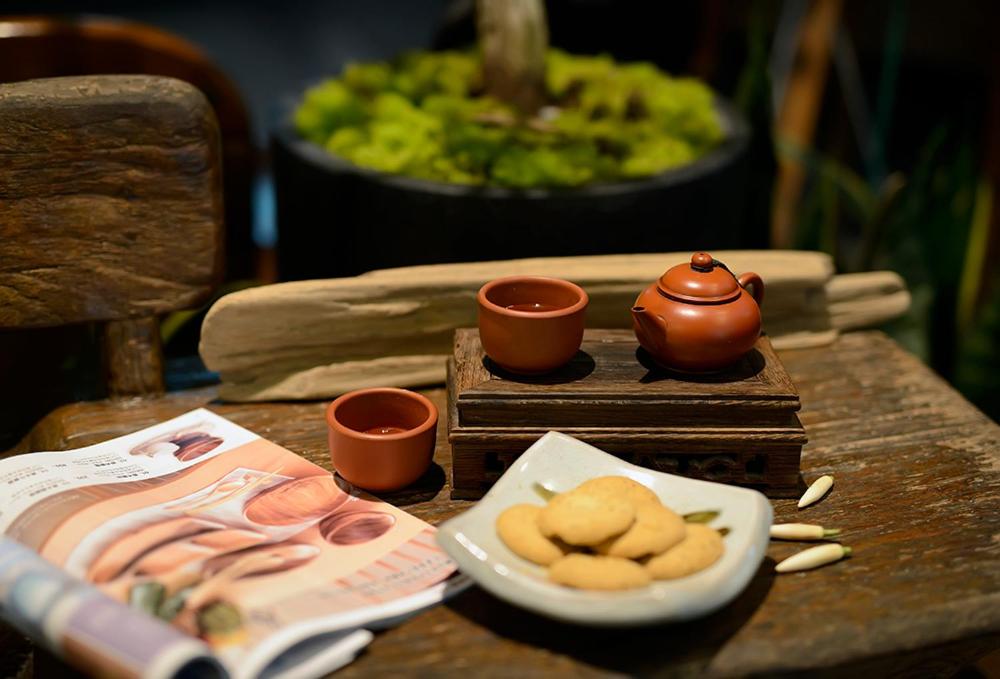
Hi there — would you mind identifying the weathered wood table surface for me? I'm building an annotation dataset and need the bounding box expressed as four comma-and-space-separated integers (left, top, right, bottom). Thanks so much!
3, 332, 999, 677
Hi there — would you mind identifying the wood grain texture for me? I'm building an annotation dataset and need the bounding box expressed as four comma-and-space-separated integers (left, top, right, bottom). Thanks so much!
826, 270, 911, 331
4, 332, 998, 677
0, 15, 255, 279
448, 329, 804, 498
454, 329, 799, 424
0, 75, 223, 328
199, 251, 909, 402
102, 318, 165, 397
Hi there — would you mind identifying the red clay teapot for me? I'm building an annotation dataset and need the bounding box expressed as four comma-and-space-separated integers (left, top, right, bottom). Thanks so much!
631, 252, 764, 372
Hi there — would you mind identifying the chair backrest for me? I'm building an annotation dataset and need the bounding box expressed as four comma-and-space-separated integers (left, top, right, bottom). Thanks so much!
0, 74, 223, 396
0, 15, 254, 278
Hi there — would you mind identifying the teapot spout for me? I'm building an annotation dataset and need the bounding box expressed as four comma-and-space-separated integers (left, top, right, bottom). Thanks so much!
631, 306, 667, 350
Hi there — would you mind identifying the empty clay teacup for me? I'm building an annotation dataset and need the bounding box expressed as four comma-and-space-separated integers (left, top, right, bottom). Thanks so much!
326, 388, 437, 492
477, 276, 588, 374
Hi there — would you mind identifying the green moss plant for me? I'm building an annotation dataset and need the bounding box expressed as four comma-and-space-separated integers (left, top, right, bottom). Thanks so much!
294, 49, 724, 188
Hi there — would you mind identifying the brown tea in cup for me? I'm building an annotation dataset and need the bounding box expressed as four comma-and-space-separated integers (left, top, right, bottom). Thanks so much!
477, 276, 588, 375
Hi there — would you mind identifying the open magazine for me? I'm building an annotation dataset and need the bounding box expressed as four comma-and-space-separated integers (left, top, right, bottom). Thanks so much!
0, 409, 468, 679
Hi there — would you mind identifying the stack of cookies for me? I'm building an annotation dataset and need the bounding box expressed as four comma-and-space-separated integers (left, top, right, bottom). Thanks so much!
496, 476, 724, 590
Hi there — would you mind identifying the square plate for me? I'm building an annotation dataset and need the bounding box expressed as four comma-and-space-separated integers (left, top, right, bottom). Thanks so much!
436, 432, 772, 626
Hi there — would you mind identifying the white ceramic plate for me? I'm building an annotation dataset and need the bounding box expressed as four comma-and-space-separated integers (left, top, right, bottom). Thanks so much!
436, 432, 772, 626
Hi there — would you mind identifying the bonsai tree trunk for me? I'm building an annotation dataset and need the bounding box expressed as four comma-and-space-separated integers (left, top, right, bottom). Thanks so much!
476, 0, 548, 114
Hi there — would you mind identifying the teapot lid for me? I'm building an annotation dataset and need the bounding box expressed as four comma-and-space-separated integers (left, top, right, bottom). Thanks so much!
658, 252, 741, 303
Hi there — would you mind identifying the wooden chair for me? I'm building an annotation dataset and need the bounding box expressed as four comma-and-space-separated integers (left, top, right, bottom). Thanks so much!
0, 74, 223, 398
0, 73, 222, 675
0, 15, 253, 280
0, 16, 249, 445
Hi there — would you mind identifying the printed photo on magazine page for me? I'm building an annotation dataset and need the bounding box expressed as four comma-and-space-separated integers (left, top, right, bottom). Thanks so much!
0, 409, 467, 677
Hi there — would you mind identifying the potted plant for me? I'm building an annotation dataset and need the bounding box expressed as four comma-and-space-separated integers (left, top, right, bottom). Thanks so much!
273, 0, 750, 279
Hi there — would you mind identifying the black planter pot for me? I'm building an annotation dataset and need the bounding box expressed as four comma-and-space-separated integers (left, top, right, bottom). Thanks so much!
272, 98, 752, 280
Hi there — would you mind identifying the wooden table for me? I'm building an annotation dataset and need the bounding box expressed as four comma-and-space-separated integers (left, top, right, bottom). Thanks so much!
3, 332, 999, 677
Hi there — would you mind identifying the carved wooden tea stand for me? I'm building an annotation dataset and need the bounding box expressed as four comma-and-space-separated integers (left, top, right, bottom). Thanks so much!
447, 328, 805, 499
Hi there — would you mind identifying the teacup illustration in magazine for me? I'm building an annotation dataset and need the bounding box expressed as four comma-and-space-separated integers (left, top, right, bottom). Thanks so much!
0, 409, 466, 678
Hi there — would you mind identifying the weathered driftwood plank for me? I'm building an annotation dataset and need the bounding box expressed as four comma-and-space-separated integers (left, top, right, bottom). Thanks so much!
200, 251, 908, 401
0, 75, 223, 328
826, 270, 911, 331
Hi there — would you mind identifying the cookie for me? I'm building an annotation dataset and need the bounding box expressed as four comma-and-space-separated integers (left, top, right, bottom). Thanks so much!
644, 523, 724, 580
576, 476, 662, 506
538, 490, 636, 546
496, 504, 571, 566
594, 501, 686, 558
549, 553, 651, 590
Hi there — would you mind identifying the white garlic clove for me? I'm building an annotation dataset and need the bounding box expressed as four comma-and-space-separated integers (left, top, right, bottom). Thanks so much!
770, 523, 841, 540
775, 543, 852, 573
798, 474, 834, 508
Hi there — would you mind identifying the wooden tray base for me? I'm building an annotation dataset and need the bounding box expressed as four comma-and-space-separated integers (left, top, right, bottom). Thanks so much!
447, 329, 806, 499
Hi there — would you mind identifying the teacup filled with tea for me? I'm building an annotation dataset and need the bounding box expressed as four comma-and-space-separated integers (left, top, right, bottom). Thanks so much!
326, 387, 438, 491
477, 276, 588, 374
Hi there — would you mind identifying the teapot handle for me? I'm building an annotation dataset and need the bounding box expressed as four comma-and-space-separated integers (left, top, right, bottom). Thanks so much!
737, 272, 764, 308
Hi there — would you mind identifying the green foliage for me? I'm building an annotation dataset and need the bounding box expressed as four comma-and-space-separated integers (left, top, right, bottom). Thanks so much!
955, 278, 1000, 418
732, 0, 776, 248
294, 49, 724, 188
783, 127, 1000, 420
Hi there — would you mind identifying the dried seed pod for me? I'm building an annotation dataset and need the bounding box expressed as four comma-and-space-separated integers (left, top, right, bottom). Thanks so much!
683, 510, 720, 524
775, 543, 852, 573
770, 523, 841, 541
798, 475, 834, 508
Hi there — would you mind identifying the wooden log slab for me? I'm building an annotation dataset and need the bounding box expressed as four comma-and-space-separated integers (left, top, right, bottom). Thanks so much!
0, 75, 223, 328
200, 251, 908, 401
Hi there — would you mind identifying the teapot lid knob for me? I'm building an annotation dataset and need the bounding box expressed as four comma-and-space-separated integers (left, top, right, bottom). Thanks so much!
658, 251, 741, 302
691, 252, 714, 271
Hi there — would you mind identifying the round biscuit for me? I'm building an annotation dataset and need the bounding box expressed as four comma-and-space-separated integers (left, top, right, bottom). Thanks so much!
538, 490, 635, 546
549, 553, 651, 590
575, 476, 661, 506
594, 502, 686, 558
496, 504, 569, 566
644, 523, 724, 580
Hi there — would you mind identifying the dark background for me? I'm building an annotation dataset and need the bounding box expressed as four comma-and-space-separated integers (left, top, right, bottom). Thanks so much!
7, 1, 992, 168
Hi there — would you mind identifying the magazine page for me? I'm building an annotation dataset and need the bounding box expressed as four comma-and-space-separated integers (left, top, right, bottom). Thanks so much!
0, 409, 464, 678
0, 536, 223, 679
